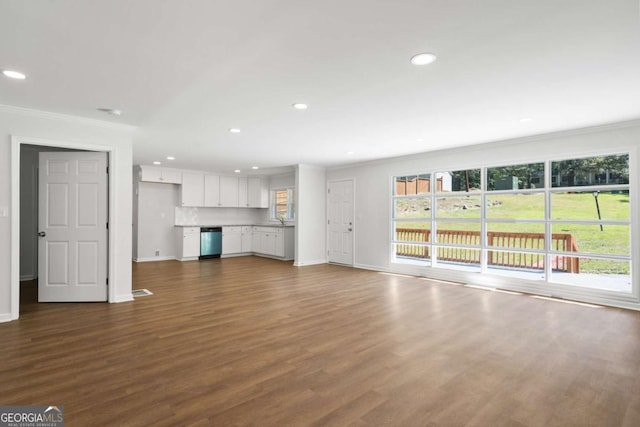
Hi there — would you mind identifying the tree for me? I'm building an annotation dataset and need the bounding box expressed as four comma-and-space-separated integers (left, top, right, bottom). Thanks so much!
552, 154, 629, 186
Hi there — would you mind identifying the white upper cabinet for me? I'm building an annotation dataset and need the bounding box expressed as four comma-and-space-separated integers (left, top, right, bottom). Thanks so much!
205, 175, 239, 207
139, 165, 182, 184
137, 164, 271, 209
247, 177, 268, 208
180, 172, 204, 206
204, 174, 221, 207
238, 177, 248, 207
219, 176, 239, 207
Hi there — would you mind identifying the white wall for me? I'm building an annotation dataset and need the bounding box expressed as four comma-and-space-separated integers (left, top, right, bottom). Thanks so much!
326, 121, 640, 310
2, 105, 135, 322
294, 164, 327, 266
269, 172, 295, 190
134, 182, 179, 261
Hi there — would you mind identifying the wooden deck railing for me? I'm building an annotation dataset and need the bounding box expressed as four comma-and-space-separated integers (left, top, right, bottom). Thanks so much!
395, 228, 580, 273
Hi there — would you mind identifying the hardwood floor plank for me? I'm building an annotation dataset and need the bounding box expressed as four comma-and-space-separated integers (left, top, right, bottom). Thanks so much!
2, 257, 640, 426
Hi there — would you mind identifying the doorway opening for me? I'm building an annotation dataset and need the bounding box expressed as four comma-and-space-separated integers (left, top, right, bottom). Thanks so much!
10, 136, 114, 320
19, 145, 88, 305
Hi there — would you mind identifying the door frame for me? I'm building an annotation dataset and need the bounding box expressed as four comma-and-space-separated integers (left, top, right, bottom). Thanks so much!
10, 135, 115, 320
326, 178, 355, 266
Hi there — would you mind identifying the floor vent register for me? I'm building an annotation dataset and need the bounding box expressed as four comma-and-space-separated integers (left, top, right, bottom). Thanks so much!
132, 289, 154, 297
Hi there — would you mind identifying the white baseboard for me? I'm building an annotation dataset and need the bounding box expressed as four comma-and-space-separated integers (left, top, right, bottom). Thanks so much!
20, 275, 35, 281
111, 293, 134, 303
353, 263, 389, 272
221, 253, 252, 258
133, 256, 176, 263
254, 253, 294, 261
176, 257, 200, 262
294, 259, 327, 267
0, 312, 15, 323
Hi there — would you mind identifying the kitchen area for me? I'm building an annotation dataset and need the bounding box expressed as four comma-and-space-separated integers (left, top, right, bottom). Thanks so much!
132, 165, 296, 263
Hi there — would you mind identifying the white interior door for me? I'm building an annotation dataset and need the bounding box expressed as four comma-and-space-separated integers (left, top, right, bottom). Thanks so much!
38, 152, 108, 302
327, 179, 354, 265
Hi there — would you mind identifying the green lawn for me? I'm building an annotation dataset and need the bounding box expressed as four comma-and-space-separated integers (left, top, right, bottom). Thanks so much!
395, 192, 630, 274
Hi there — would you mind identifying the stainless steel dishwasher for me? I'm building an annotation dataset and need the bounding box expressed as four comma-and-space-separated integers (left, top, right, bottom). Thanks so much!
200, 227, 222, 259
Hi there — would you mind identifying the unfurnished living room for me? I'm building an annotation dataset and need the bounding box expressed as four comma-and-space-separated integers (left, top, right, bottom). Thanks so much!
1, 1, 639, 426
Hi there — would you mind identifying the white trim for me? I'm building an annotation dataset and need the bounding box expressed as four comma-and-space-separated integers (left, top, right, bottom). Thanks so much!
10, 140, 20, 321
0, 313, 13, 323
220, 253, 252, 259
326, 178, 356, 267
269, 187, 296, 221
10, 135, 118, 321
176, 257, 200, 262
20, 275, 35, 281
0, 104, 137, 132
133, 256, 176, 263
112, 293, 134, 303
294, 259, 327, 266
354, 263, 392, 273
254, 254, 294, 261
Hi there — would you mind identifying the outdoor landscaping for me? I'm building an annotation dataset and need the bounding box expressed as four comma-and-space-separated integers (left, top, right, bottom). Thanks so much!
394, 191, 630, 274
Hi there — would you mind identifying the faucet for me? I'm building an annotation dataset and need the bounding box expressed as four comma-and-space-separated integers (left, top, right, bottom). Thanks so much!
278, 217, 285, 226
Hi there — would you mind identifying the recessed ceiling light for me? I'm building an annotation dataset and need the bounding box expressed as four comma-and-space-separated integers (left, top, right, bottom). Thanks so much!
234, 169, 241, 173
292, 103, 308, 110
347, 151, 355, 155
2, 69, 27, 80
416, 138, 424, 142
153, 161, 161, 165
229, 128, 241, 133
251, 166, 259, 170
410, 52, 437, 66
166, 156, 175, 160
519, 117, 533, 123
97, 108, 122, 116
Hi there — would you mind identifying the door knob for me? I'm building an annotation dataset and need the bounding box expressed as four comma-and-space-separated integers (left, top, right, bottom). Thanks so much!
38, 231, 46, 237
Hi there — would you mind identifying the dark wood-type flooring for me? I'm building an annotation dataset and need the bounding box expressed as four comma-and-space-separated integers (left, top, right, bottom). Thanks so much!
2, 257, 640, 426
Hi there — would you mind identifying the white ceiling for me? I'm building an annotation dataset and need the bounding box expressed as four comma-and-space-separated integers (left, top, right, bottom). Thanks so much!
2, 0, 640, 175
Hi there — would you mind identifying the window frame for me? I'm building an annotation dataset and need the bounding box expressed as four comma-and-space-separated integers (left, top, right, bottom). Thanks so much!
391, 152, 632, 295
270, 187, 295, 221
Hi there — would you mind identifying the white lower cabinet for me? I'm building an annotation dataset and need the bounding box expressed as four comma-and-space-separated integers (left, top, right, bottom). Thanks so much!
241, 226, 252, 252
251, 226, 294, 260
222, 227, 242, 255
222, 226, 253, 255
176, 227, 200, 260
177, 225, 293, 260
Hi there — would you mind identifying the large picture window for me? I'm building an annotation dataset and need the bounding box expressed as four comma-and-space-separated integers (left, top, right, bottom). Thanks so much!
392, 153, 631, 293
